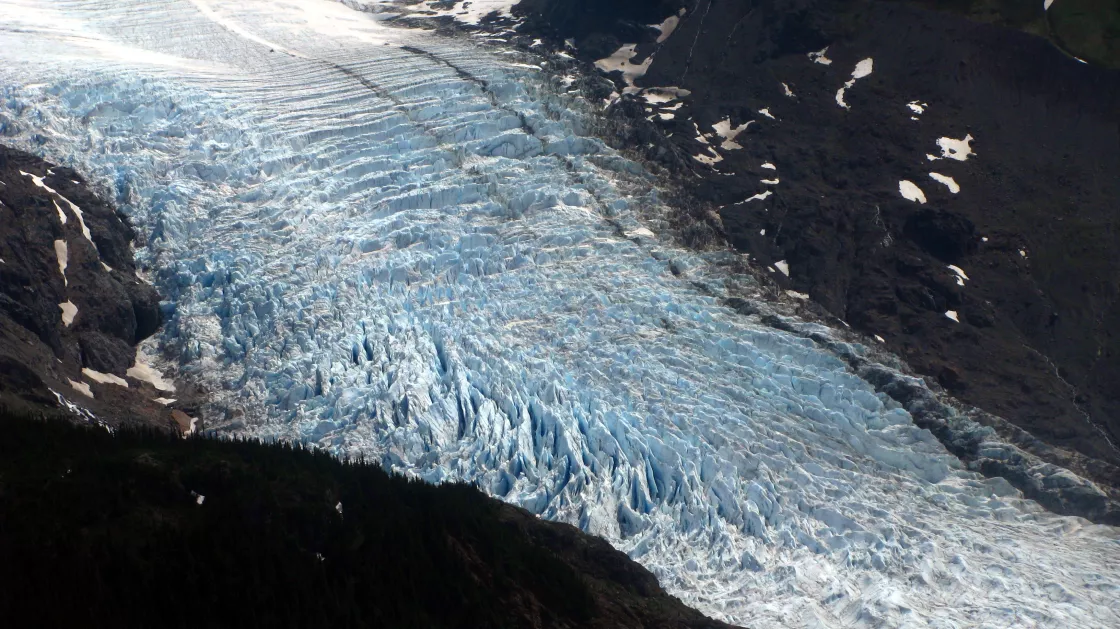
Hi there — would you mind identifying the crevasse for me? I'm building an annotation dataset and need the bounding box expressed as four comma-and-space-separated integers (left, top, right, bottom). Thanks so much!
1, 1, 1117, 627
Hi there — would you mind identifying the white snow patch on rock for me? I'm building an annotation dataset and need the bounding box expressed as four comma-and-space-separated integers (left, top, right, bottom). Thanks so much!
83, 368, 129, 387
948, 265, 969, 287
907, 101, 927, 114
785, 290, 809, 300
759, 108, 775, 119
761, 178, 779, 185
808, 46, 832, 65
937, 134, 975, 161
59, 301, 77, 326
1044, 0, 1055, 10
899, 180, 927, 203
54, 239, 68, 285
22, 170, 95, 246
781, 82, 795, 97
54, 200, 67, 224
154, 397, 177, 405
774, 260, 790, 276
739, 190, 772, 203
851, 58, 874, 79
836, 58, 873, 109
945, 310, 960, 322
761, 162, 776, 170
693, 150, 723, 165
127, 348, 176, 392
711, 118, 752, 150
69, 378, 93, 398
595, 44, 653, 89
929, 172, 960, 193
653, 15, 680, 43
874, 334, 886, 343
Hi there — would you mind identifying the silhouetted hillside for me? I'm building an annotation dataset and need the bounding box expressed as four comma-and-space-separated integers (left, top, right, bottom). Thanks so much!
0, 410, 736, 629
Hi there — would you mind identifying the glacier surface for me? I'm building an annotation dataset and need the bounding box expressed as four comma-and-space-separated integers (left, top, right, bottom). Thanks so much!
1, 1, 1118, 626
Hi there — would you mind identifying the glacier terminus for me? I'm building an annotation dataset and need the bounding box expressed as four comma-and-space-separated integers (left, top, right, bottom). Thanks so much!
1, 0, 1117, 626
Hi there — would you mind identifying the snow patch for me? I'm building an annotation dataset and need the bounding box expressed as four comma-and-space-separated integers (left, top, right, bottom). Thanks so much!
947, 265, 969, 287
758, 108, 774, 119
711, 118, 752, 150
760, 163, 776, 170
761, 178, 779, 185
154, 397, 177, 405
59, 301, 77, 326
836, 58, 873, 109
937, 134, 975, 161
21, 170, 96, 246
945, 310, 959, 322
929, 172, 960, 193
907, 101, 927, 114
739, 190, 772, 203
774, 260, 790, 276
808, 47, 832, 65
69, 379, 93, 398
692, 150, 723, 165
898, 180, 927, 203
785, 290, 809, 300
653, 15, 680, 43
54, 239, 68, 285
83, 368, 129, 387
874, 335, 886, 343
127, 348, 176, 392
781, 82, 795, 97
595, 44, 653, 90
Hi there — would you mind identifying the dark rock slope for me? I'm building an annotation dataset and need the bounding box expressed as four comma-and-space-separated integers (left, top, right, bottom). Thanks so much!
0, 410, 737, 629
512, 0, 1120, 492
0, 145, 193, 430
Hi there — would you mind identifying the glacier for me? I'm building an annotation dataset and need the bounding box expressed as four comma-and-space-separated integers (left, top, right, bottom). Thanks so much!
1, 1, 1118, 627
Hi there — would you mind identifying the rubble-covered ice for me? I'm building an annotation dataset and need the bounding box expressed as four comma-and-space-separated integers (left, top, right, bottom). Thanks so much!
1, 1, 1117, 627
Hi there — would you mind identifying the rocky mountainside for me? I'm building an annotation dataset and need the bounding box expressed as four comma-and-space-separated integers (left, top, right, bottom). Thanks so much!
0, 410, 737, 629
0, 145, 195, 431
511, 0, 1120, 493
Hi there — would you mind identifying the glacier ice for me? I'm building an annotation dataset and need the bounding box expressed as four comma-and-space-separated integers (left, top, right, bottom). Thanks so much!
2, 1, 1119, 627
